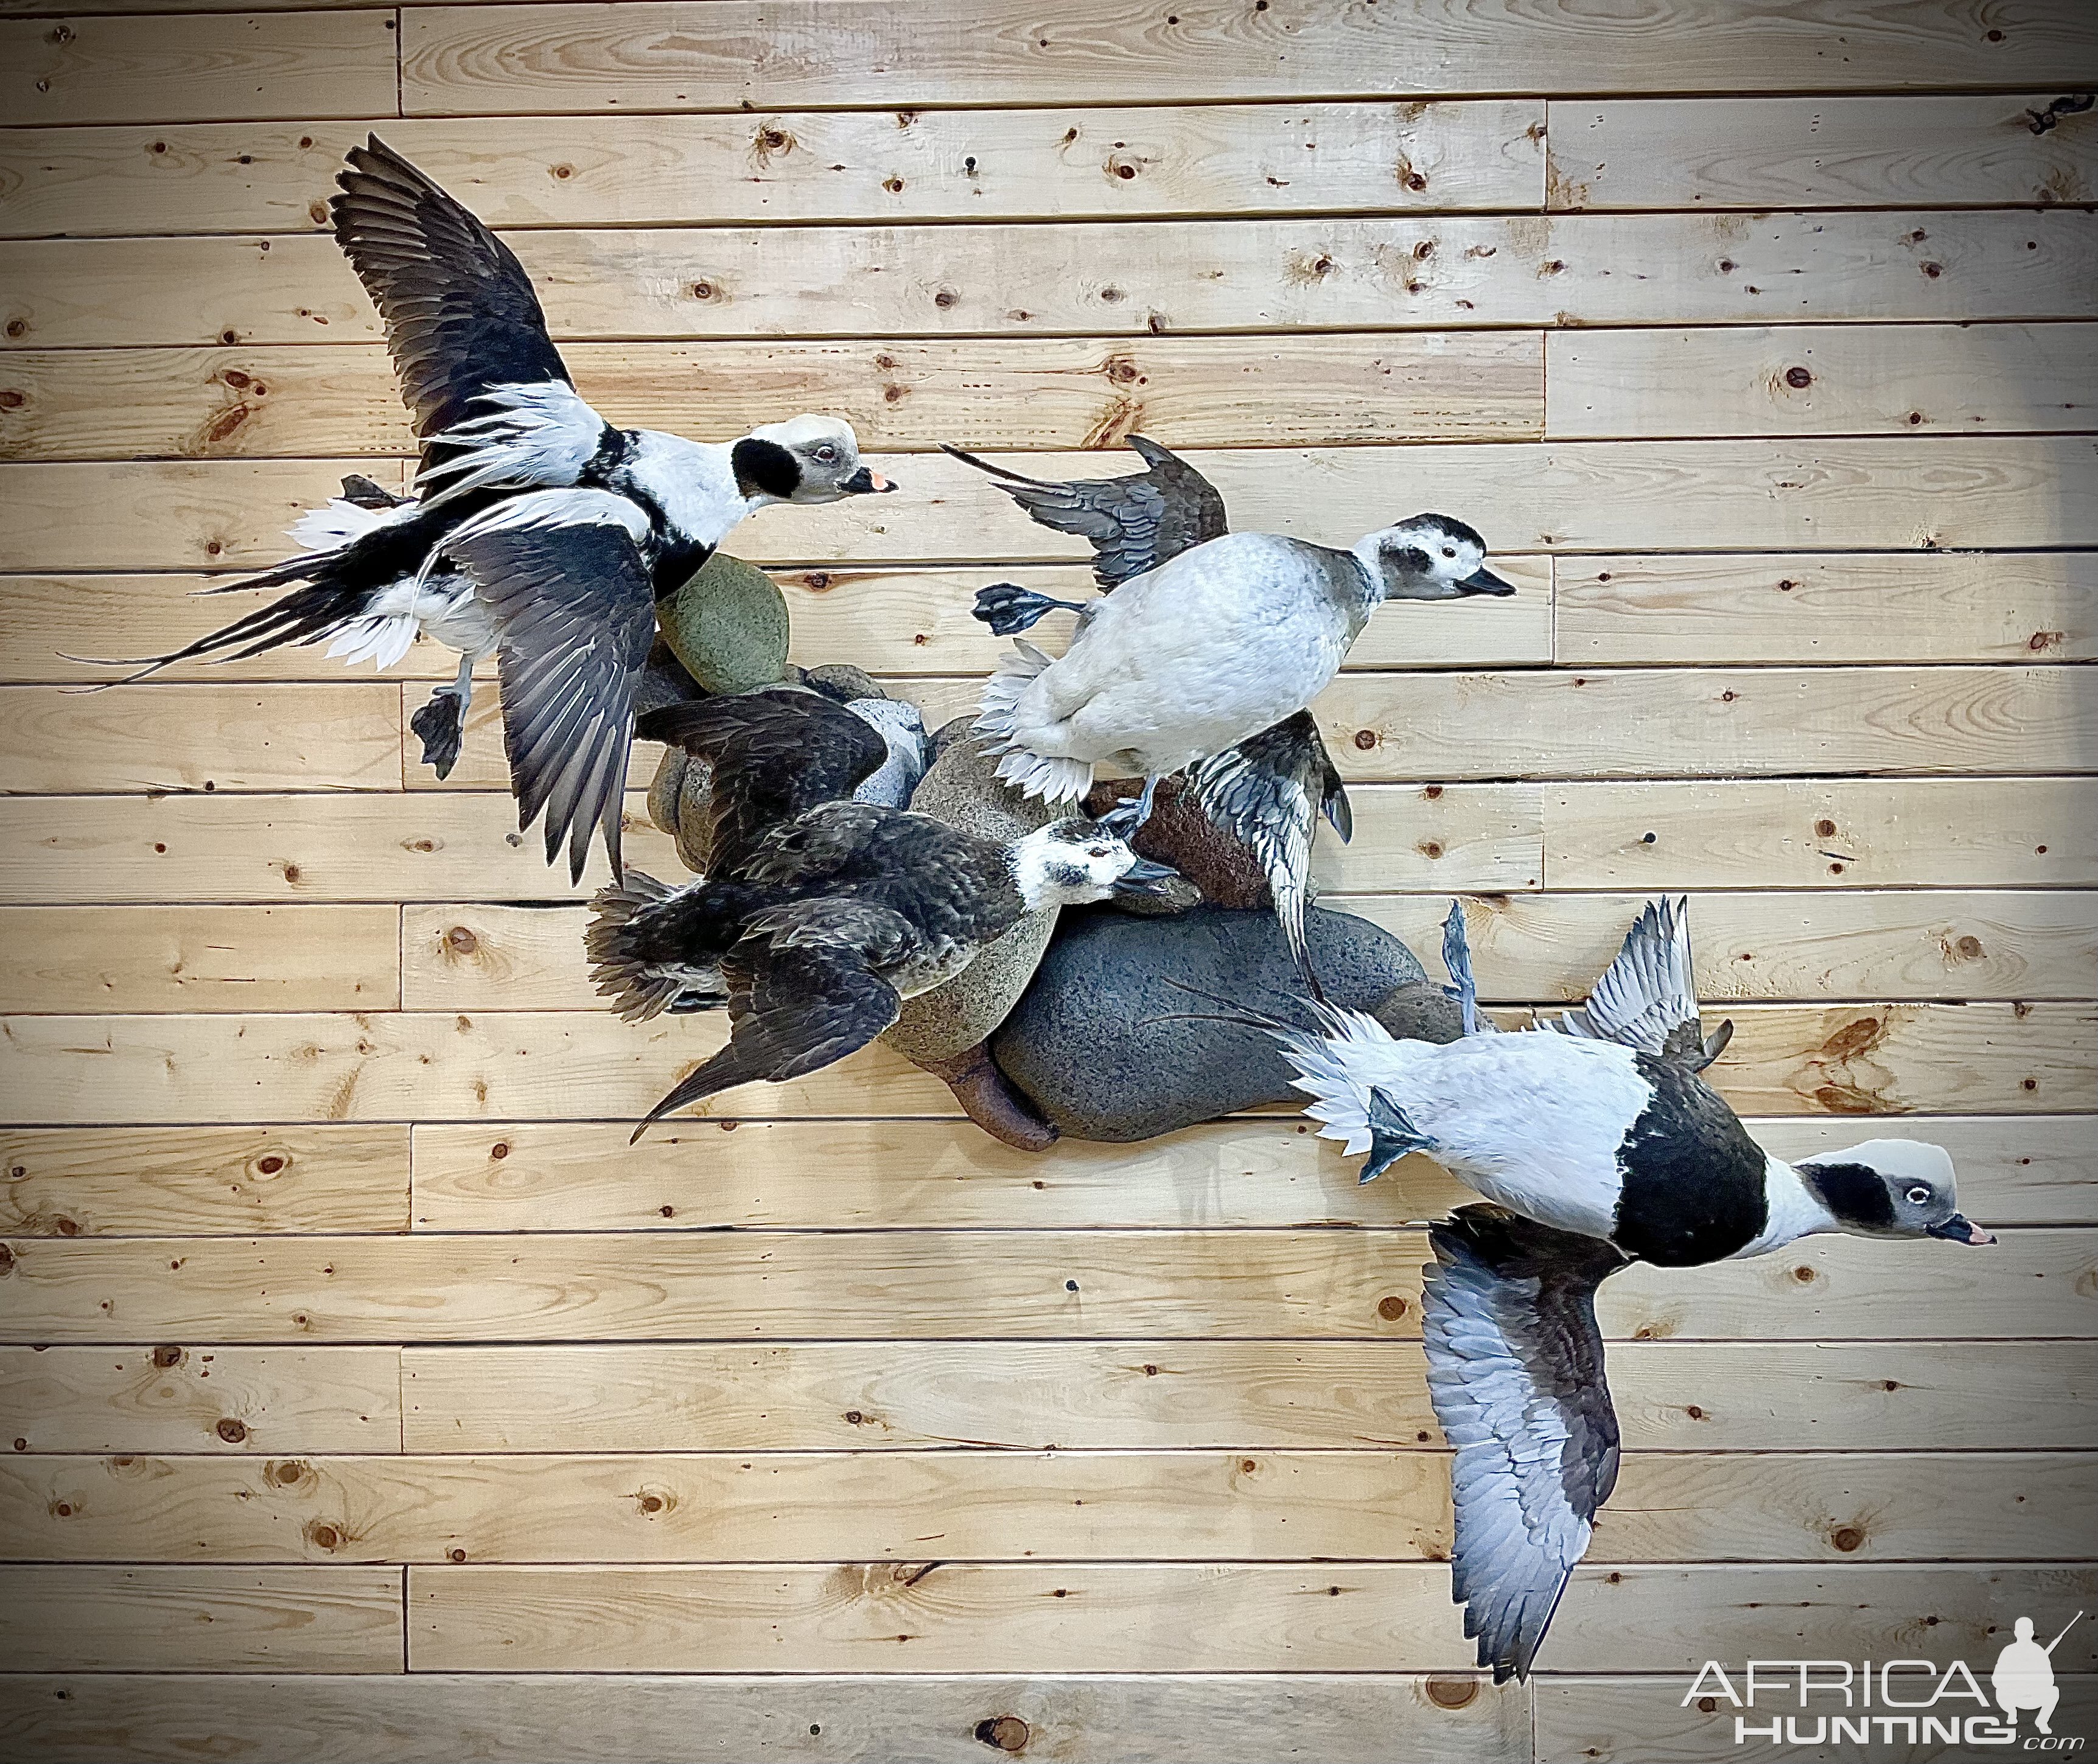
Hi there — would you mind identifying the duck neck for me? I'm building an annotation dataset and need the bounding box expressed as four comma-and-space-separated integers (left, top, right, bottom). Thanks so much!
1731, 1156, 1843, 1258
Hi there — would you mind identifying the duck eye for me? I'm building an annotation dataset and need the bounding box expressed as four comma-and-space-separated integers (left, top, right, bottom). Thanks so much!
815, 445, 837, 463
1441, 547, 1456, 559
1086, 845, 1110, 858
1905, 1185, 1931, 1204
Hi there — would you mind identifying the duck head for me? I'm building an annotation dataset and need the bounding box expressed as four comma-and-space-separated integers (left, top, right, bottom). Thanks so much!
733, 416, 896, 503
1354, 514, 1514, 602
1797, 1138, 1995, 1246
1011, 818, 1181, 909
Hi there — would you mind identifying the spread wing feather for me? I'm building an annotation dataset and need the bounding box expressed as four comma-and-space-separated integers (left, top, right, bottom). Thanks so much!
637, 691, 890, 879
444, 506, 657, 884
942, 435, 1228, 588
332, 135, 603, 493
630, 900, 912, 1138
1550, 894, 1732, 1070
1424, 1205, 1629, 1682
1184, 710, 1351, 993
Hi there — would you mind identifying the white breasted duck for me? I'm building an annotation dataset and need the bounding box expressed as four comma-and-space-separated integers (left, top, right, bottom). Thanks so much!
949, 438, 1460, 992
589, 695, 1176, 1138
76, 137, 893, 882
1256, 897, 1992, 1681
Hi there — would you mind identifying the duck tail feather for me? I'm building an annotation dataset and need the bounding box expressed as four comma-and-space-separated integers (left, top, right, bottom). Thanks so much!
974, 640, 1090, 803
585, 871, 721, 1022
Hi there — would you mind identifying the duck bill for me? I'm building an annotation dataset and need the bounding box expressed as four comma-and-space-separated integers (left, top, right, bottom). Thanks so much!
1458, 565, 1517, 597
1111, 857, 1181, 898
1928, 1213, 1996, 1246
841, 467, 895, 494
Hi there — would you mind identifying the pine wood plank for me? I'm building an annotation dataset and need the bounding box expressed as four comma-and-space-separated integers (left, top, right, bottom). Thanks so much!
0, 1125, 410, 1236
0, 1346, 400, 1455
0, 784, 1542, 904
0, 1672, 1530, 1764
405, 1112, 2097, 1233
0, 334, 1546, 461
3, 1451, 2082, 1567
0, 103, 1546, 240
2, 996, 2074, 1126
397, 1, 2098, 113
12, 440, 2096, 570
0, 13, 398, 128
405, 1561, 2098, 1675
1555, 551, 2098, 664
0, 905, 401, 1014
0, 685, 403, 794
0, 1565, 402, 1672
1550, 94, 2098, 211
1542, 778, 2098, 889
399, 1339, 2098, 1455
4, 1227, 2086, 1345
1548, 322, 2098, 439
11, 211, 2091, 348
1, 562, 1553, 683
1537, 1675, 2098, 1764
1348, 891, 2098, 1006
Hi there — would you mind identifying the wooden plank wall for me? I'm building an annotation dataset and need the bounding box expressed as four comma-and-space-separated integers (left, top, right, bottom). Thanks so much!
2, 4, 2097, 1760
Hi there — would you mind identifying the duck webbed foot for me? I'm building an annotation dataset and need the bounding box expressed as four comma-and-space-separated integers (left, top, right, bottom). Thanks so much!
1097, 774, 1161, 837
972, 582, 1090, 636
410, 686, 469, 779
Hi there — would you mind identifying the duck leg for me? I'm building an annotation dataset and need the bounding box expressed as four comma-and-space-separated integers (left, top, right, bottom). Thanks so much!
915, 1041, 1060, 1153
1099, 773, 1161, 836
972, 582, 1091, 636
409, 652, 476, 780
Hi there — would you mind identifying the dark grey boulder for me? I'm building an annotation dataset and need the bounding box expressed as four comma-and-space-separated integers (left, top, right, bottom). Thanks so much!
990, 903, 1462, 1143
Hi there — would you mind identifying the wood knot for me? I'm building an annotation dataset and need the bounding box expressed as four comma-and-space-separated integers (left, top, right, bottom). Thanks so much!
304, 1520, 343, 1552
1418, 840, 1444, 860
689, 281, 716, 301
444, 925, 479, 955
267, 1459, 310, 1486
1830, 1524, 1864, 1553
0, 1244, 13, 1276
635, 1488, 673, 1516
1791, 1264, 1818, 1284
449, 1547, 467, 1562
254, 1154, 286, 1176
1352, 728, 1377, 750
883, 176, 904, 193
1425, 1676, 1479, 1709
975, 1715, 1030, 1752
1784, 366, 1812, 388
933, 288, 960, 309
215, 1417, 248, 1443
1699, 1696, 1718, 1713
1815, 818, 1837, 837
551, 162, 574, 180
489, 1142, 509, 1160
2, 321, 25, 341
152, 1345, 183, 1369
1377, 1294, 1408, 1320
0, 389, 25, 410
49, 1499, 75, 1518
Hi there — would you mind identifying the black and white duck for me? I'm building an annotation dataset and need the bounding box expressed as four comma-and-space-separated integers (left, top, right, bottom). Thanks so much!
78, 136, 893, 881
587, 690, 1174, 1138
1250, 896, 1993, 1681
948, 438, 1477, 992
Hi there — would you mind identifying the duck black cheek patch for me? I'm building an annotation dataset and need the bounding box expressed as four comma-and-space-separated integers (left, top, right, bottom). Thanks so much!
731, 436, 802, 500
1800, 1159, 1899, 1232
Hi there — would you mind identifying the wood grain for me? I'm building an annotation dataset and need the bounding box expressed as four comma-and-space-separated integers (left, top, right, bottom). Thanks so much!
0, 1346, 401, 1455
0, 13, 398, 128
0, 1565, 402, 1672
1555, 551, 2098, 664
405, 1112, 2098, 1232
2, 1451, 2082, 1567
0, 334, 1547, 460
398, 1338, 2098, 1454
1547, 322, 2098, 438
1550, 94, 2098, 210
4, 1227, 2086, 1344
0, 905, 401, 1014
0, 1124, 409, 1236
0, 102, 1545, 239
0, 1672, 1530, 1764
404, 1561, 2098, 1674
397, 2, 2098, 113
12, 211, 2092, 347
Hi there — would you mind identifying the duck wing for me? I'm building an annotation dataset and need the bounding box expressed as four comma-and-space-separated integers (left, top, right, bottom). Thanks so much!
444, 492, 658, 884
1183, 709, 1351, 995
1550, 894, 1732, 1071
629, 899, 912, 1138
638, 691, 890, 878
1424, 1204, 1630, 1683
333, 134, 607, 500
942, 434, 1228, 589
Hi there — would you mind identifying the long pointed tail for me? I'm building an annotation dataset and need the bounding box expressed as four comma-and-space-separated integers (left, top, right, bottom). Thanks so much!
61, 556, 360, 689
939, 441, 1055, 489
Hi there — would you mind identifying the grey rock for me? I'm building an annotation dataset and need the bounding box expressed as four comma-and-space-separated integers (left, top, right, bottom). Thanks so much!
990, 903, 1463, 1142
883, 718, 1062, 1064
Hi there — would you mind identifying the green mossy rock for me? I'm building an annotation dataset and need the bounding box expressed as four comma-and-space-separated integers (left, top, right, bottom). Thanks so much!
657, 553, 791, 695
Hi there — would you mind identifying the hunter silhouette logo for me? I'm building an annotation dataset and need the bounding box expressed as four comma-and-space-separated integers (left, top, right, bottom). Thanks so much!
1995, 1613, 2081, 1737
